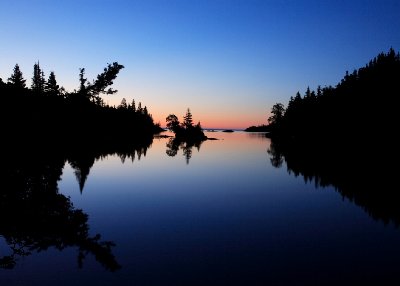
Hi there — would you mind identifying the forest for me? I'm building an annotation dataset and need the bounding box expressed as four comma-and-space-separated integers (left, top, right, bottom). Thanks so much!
264, 48, 399, 143
262, 48, 400, 226
0, 62, 163, 149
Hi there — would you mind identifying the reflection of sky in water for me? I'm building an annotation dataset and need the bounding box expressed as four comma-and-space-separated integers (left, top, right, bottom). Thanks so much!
7, 131, 400, 285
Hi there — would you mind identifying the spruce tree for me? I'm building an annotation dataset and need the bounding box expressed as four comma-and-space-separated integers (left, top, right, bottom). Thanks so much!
118, 98, 127, 109
78, 68, 88, 95
8, 63, 26, 89
31, 62, 46, 94
183, 108, 193, 129
45, 71, 60, 96
131, 98, 136, 112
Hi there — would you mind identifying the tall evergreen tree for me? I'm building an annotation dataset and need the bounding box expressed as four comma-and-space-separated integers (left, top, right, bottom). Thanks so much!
130, 98, 136, 112
183, 108, 193, 129
8, 63, 26, 89
31, 62, 46, 94
118, 98, 127, 109
78, 68, 88, 96
137, 102, 142, 113
45, 71, 60, 96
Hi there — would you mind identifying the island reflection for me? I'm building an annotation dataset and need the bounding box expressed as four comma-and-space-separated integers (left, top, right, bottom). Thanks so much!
165, 137, 204, 164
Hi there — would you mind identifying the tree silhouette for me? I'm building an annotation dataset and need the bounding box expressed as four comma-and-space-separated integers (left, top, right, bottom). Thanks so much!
182, 108, 193, 129
31, 61, 46, 94
166, 114, 181, 134
118, 98, 127, 109
45, 71, 60, 96
85, 62, 125, 102
7, 63, 26, 89
131, 98, 136, 112
2, 60, 164, 146
267, 103, 285, 126
78, 67, 88, 96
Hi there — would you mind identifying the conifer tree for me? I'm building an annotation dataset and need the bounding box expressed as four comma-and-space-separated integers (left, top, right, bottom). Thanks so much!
131, 98, 136, 112
76, 62, 124, 103
45, 71, 60, 96
183, 108, 193, 129
78, 68, 88, 95
118, 98, 127, 109
87, 62, 124, 96
8, 63, 26, 89
31, 62, 46, 94
143, 106, 150, 116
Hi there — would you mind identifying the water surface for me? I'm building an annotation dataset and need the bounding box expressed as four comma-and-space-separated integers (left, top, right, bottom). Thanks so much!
1, 131, 399, 285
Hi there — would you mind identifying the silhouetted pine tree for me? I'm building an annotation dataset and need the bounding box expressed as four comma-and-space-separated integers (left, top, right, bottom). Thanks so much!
130, 98, 136, 112
78, 68, 88, 98
182, 108, 193, 129
31, 62, 46, 94
8, 63, 26, 89
45, 71, 60, 96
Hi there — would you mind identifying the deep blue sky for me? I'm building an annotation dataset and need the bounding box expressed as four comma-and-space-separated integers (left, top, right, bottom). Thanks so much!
1, 0, 399, 128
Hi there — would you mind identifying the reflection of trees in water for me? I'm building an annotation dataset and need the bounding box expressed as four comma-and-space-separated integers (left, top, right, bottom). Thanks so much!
0, 150, 120, 271
267, 140, 284, 168
67, 136, 153, 192
166, 137, 204, 164
267, 136, 399, 227
0, 137, 153, 271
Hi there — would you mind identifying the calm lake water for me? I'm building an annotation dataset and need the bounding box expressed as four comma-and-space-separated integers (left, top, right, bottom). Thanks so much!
1, 131, 399, 285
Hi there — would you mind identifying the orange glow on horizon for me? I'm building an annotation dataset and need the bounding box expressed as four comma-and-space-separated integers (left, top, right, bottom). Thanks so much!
152, 113, 268, 130
105, 95, 270, 130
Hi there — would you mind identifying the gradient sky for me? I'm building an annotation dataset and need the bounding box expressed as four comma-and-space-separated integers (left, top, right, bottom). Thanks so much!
1, 0, 399, 129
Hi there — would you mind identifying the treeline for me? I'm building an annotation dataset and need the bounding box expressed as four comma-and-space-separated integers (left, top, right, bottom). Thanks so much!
264, 48, 400, 225
266, 48, 400, 144
0, 62, 163, 147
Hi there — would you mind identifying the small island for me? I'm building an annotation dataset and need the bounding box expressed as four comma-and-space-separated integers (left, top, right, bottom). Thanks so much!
244, 125, 271, 132
165, 108, 207, 142
164, 108, 221, 164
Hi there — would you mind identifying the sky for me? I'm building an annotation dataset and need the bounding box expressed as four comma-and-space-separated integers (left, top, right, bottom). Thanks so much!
1, 0, 399, 129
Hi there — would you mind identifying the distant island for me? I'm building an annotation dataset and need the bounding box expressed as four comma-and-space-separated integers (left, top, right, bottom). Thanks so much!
244, 125, 271, 132
164, 108, 212, 164
165, 108, 207, 141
